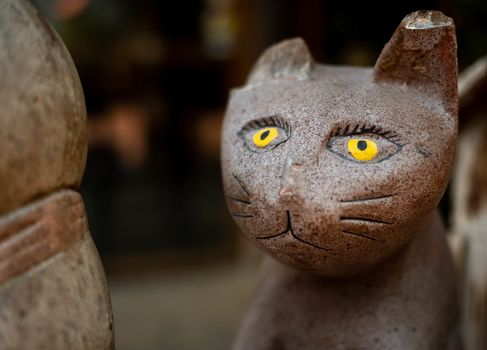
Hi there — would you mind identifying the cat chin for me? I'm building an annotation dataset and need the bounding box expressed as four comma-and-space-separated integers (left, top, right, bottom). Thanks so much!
252, 237, 357, 277
250, 233, 395, 278
268, 252, 386, 279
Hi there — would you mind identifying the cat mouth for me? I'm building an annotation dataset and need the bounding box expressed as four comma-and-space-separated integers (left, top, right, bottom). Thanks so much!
254, 210, 330, 250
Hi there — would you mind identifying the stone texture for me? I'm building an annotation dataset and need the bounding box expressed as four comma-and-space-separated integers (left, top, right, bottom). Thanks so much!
0, 192, 114, 350
374, 11, 458, 116
0, 190, 86, 285
222, 11, 461, 349
0, 0, 87, 216
0, 1, 114, 348
451, 56, 487, 350
246, 38, 314, 86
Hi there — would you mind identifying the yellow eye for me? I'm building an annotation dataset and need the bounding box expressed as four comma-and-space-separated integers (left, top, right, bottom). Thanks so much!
253, 127, 279, 148
348, 139, 378, 161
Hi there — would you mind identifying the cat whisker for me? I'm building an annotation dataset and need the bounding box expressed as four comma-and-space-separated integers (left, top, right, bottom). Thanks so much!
232, 173, 250, 197
228, 196, 251, 205
232, 213, 253, 218
341, 230, 383, 242
339, 194, 396, 203
340, 216, 393, 225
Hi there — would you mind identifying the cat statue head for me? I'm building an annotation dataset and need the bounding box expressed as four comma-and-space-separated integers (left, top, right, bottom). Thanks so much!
222, 11, 457, 277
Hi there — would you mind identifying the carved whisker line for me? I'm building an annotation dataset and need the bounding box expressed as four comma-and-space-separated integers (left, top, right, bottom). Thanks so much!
339, 194, 397, 203
232, 213, 253, 218
232, 173, 250, 197
340, 216, 393, 225
227, 196, 251, 205
341, 230, 383, 242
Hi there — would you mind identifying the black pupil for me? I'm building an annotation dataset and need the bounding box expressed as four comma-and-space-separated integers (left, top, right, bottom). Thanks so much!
357, 140, 367, 151
260, 130, 270, 140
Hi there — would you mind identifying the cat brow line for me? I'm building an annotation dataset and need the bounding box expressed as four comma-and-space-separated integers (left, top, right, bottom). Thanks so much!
341, 230, 383, 242
239, 116, 290, 133
331, 123, 400, 142
339, 216, 393, 225
339, 194, 396, 203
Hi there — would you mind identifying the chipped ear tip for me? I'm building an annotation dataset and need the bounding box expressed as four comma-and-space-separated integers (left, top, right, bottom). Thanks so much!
246, 37, 314, 86
403, 10, 453, 30
281, 37, 307, 47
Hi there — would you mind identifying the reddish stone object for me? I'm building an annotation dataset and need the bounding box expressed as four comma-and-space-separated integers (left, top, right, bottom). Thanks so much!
0, 0, 114, 349
222, 11, 461, 349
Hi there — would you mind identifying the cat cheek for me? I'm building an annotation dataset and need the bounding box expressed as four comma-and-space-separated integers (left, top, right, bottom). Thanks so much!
414, 143, 434, 158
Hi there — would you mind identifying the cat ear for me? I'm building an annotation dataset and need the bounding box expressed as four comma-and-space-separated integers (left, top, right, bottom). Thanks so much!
246, 37, 315, 86
374, 11, 458, 115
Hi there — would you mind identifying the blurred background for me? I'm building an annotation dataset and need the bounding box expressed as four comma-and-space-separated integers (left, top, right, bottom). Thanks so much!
33, 1, 487, 349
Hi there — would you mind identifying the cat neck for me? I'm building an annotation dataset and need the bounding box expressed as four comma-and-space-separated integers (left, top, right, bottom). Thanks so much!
243, 213, 460, 349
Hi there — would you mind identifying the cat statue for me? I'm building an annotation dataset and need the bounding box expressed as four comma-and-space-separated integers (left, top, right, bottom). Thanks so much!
222, 11, 461, 349
0, 1, 114, 349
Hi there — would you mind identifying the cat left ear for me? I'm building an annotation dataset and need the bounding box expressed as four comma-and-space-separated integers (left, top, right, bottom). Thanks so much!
246, 37, 315, 86
374, 11, 458, 116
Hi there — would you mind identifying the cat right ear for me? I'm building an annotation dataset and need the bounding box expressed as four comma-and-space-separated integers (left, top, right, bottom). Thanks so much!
246, 37, 315, 86
374, 11, 458, 116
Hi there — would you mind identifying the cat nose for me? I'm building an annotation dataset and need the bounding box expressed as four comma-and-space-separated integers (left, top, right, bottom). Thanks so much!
290, 161, 303, 168
287, 158, 306, 170
279, 181, 294, 199
279, 159, 305, 202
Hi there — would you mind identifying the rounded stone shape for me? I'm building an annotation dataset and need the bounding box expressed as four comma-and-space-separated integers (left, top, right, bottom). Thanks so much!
0, 0, 87, 215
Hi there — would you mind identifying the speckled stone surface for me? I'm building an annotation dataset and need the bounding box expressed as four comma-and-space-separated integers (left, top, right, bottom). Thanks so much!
0, 0, 87, 216
452, 56, 487, 350
0, 1, 114, 349
222, 11, 461, 349
0, 191, 114, 350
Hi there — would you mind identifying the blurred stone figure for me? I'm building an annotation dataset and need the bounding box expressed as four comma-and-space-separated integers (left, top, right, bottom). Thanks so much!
451, 56, 487, 350
0, 1, 114, 349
